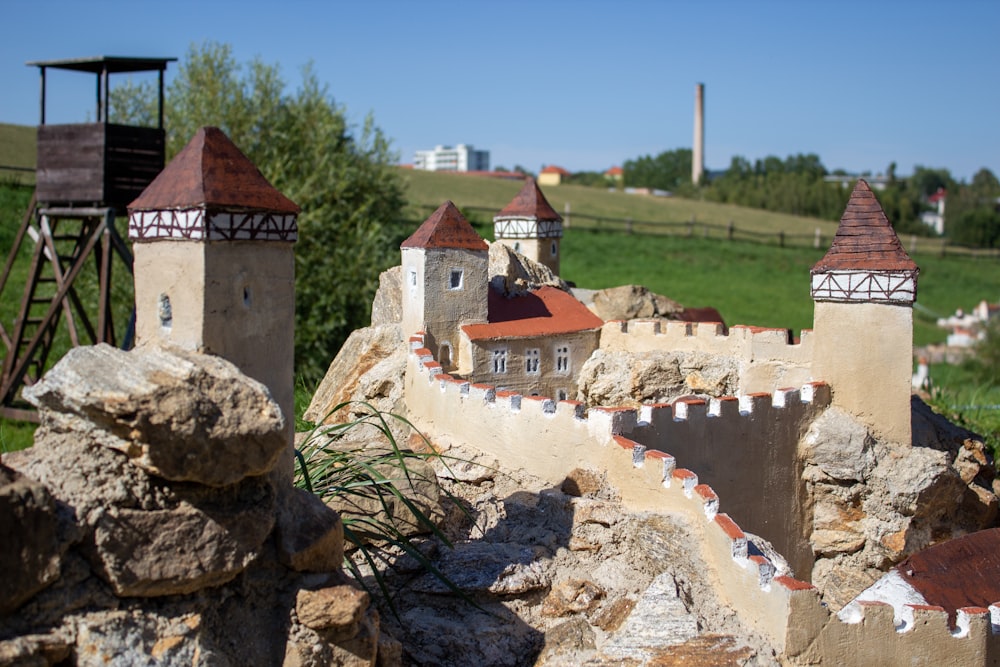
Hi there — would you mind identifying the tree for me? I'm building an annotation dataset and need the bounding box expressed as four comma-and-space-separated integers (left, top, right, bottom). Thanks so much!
623, 148, 692, 191
110, 42, 405, 382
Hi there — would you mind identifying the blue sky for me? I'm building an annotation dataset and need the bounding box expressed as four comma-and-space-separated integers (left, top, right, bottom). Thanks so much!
2, 0, 997, 181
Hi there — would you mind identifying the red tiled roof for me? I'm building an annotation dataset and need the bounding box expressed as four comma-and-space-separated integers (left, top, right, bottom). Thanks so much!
928, 188, 947, 203
462, 286, 603, 340
496, 178, 562, 221
129, 127, 300, 214
540, 165, 571, 176
605, 166, 623, 176
896, 527, 1000, 622
401, 201, 489, 251
812, 180, 917, 273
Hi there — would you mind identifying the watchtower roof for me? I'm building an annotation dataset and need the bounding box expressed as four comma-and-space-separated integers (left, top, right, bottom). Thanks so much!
496, 178, 562, 222
402, 201, 488, 251
812, 179, 916, 273
129, 127, 299, 214
26, 56, 176, 73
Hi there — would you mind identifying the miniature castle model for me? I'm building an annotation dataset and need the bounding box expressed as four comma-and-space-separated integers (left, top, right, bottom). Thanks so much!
128, 127, 300, 477
397, 179, 1000, 664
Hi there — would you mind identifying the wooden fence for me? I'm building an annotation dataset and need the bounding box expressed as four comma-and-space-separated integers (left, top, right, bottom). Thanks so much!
405, 203, 1000, 261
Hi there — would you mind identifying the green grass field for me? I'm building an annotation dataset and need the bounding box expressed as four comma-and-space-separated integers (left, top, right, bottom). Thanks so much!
0, 123, 36, 186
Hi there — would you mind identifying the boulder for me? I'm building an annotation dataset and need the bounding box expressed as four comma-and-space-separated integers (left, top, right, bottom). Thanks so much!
296, 584, 370, 641
370, 266, 403, 326
800, 408, 875, 482
0, 464, 65, 614
589, 285, 683, 321
577, 349, 738, 406
488, 242, 570, 296
303, 325, 407, 430
23, 345, 286, 487
276, 487, 345, 573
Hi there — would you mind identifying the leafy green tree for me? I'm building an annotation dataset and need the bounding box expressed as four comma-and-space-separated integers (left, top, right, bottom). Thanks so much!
110, 42, 405, 382
623, 149, 692, 191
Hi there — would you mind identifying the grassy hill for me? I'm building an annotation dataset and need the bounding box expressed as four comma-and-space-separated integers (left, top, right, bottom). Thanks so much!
0, 123, 36, 186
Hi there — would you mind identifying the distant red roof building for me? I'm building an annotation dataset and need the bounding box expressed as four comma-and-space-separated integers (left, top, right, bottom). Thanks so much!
605, 166, 624, 180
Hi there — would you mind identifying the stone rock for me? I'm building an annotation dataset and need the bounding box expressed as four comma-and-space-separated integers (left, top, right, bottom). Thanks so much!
541, 578, 605, 617
488, 242, 570, 296
800, 408, 875, 482
89, 484, 274, 596
303, 325, 407, 434
295, 585, 370, 641
590, 596, 637, 632
23, 345, 286, 487
577, 349, 738, 407
410, 542, 551, 594
600, 572, 700, 659
322, 448, 443, 545
589, 285, 683, 321
276, 487, 345, 573
0, 465, 64, 615
535, 617, 596, 666
560, 468, 605, 497
433, 451, 498, 485
370, 266, 403, 326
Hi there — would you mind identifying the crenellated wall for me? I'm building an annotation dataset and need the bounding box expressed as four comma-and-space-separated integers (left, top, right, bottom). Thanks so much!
403, 339, 1000, 663
598, 320, 815, 395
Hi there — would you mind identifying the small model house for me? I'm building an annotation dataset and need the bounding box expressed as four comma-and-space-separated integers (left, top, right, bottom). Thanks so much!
493, 177, 564, 274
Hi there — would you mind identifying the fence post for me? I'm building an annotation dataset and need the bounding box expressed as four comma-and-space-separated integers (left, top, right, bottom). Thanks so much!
703, 225, 708, 239
779, 231, 785, 248
626, 217, 632, 235
814, 227, 822, 249
910, 234, 917, 253
728, 221, 734, 241
940, 240, 947, 257
688, 215, 695, 237
564, 201, 571, 229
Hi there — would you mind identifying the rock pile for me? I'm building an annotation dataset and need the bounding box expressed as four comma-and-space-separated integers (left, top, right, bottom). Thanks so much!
0, 345, 389, 667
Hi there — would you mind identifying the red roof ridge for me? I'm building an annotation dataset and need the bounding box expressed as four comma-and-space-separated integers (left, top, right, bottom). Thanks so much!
462, 285, 602, 340
401, 200, 488, 251
496, 178, 562, 222
129, 127, 299, 214
540, 165, 571, 175
812, 179, 917, 273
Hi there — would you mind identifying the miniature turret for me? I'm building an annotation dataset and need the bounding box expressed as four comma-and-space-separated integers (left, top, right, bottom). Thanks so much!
493, 178, 564, 275
810, 180, 918, 445
128, 127, 299, 452
401, 201, 488, 371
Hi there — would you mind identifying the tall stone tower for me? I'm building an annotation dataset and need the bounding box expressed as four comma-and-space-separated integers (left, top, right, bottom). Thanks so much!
401, 201, 488, 371
810, 180, 918, 445
493, 178, 564, 275
128, 127, 299, 446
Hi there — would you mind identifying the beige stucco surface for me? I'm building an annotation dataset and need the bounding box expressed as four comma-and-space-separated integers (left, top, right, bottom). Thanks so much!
494, 237, 560, 274
811, 302, 913, 445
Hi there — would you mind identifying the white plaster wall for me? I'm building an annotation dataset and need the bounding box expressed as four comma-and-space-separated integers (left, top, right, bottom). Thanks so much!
467, 330, 598, 398
812, 302, 914, 445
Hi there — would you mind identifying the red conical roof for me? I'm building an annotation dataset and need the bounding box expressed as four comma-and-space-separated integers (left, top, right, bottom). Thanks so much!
496, 178, 562, 221
812, 180, 916, 273
401, 201, 488, 251
129, 127, 300, 214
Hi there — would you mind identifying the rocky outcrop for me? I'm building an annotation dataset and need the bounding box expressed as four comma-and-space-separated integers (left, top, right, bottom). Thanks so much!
576, 348, 740, 406
588, 285, 684, 321
1, 345, 384, 666
802, 400, 997, 609
488, 242, 570, 296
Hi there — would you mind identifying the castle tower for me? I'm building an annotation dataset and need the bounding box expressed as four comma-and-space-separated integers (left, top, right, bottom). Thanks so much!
128, 127, 299, 448
401, 201, 488, 371
493, 178, 564, 275
810, 180, 918, 445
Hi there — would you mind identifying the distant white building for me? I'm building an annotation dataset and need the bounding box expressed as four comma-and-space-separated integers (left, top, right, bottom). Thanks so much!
414, 144, 490, 172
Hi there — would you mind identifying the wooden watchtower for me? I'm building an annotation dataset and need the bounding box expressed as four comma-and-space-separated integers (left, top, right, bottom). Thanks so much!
0, 56, 175, 420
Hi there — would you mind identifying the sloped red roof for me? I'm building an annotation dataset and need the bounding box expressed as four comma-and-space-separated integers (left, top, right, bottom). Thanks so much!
605, 166, 623, 176
896, 527, 1000, 622
540, 165, 571, 176
401, 200, 488, 251
129, 127, 299, 214
496, 178, 562, 221
812, 180, 917, 273
462, 286, 603, 340
928, 188, 947, 204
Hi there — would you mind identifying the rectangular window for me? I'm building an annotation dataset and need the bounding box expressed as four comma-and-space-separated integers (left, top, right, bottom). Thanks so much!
449, 269, 464, 290
555, 345, 570, 374
409, 269, 417, 288
557, 389, 568, 401
551, 241, 558, 257
525, 348, 540, 374
492, 348, 507, 374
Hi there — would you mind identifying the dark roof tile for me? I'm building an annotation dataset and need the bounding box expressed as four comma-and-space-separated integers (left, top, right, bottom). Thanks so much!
401, 201, 488, 251
496, 178, 562, 221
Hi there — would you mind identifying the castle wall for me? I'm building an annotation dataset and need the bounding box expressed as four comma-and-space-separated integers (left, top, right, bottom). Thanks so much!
598, 320, 815, 395
625, 387, 829, 577
812, 301, 913, 445
404, 341, 1000, 663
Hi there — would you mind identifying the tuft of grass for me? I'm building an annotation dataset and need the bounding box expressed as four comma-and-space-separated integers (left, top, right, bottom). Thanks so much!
295, 401, 477, 617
